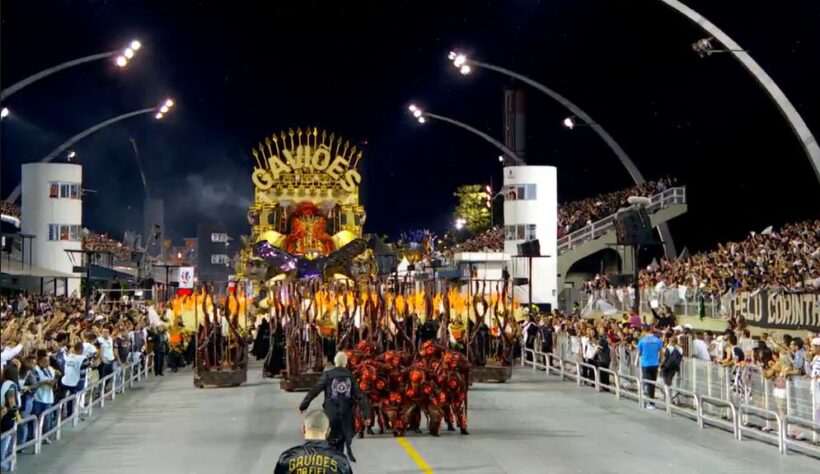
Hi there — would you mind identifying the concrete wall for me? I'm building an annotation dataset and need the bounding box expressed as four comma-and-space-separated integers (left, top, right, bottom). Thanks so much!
502, 165, 557, 308
21, 163, 82, 295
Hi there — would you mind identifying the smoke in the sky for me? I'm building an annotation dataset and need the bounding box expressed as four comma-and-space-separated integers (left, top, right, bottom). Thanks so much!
182, 174, 252, 212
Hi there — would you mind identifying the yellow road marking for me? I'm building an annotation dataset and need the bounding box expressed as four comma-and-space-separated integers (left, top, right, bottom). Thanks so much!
396, 436, 434, 474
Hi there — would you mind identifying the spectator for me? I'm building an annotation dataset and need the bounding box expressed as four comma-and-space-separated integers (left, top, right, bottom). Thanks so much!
30, 350, 57, 444
97, 326, 117, 383
18, 356, 36, 444
581, 327, 597, 385
595, 332, 611, 391
809, 338, 820, 378
791, 338, 806, 375
720, 334, 744, 367
61, 342, 86, 419
1, 364, 23, 471
1, 339, 23, 371
637, 326, 664, 410
692, 332, 711, 362
661, 334, 683, 391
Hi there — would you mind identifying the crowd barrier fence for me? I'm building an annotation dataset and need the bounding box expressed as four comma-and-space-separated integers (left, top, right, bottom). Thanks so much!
0, 353, 154, 471
522, 334, 820, 458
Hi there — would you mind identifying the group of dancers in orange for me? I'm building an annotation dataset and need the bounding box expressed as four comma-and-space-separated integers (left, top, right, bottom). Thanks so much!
346, 339, 470, 437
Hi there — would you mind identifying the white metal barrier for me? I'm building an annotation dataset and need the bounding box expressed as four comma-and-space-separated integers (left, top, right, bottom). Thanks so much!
522, 343, 820, 459
0, 353, 155, 471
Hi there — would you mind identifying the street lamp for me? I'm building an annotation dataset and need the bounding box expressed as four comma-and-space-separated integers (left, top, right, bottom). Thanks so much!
114, 40, 143, 68
447, 50, 677, 258
0, 107, 8, 119
1, 40, 143, 101
406, 103, 524, 165
155, 98, 175, 119
562, 116, 597, 130
660, 0, 819, 185
455, 218, 467, 230
4, 97, 176, 203
67, 150, 77, 161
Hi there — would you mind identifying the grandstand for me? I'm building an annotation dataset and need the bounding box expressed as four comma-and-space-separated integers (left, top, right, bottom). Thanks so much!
452, 179, 678, 254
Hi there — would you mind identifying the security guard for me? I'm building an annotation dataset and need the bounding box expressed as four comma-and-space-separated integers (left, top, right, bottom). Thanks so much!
275, 410, 353, 474
299, 352, 369, 462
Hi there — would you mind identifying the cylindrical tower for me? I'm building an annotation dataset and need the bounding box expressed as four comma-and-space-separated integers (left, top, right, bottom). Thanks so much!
21, 163, 83, 295
503, 165, 557, 308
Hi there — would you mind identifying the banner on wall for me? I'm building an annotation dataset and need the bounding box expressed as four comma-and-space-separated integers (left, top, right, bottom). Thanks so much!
178, 267, 195, 289
728, 290, 820, 331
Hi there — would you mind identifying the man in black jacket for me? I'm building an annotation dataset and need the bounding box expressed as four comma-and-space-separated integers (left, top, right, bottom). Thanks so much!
274, 409, 353, 474
299, 351, 369, 463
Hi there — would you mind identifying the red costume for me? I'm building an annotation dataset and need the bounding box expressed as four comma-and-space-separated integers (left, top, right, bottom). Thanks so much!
345, 340, 469, 438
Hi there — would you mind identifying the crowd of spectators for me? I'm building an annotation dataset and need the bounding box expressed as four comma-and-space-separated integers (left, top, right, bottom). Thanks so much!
639, 220, 820, 295
451, 227, 504, 253
0, 202, 21, 220
0, 293, 171, 467
83, 231, 133, 261
529, 309, 820, 416
451, 178, 677, 254
557, 178, 675, 237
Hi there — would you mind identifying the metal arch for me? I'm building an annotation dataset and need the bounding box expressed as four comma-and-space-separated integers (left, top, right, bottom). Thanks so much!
4, 108, 156, 203
660, 0, 820, 185
424, 112, 526, 166
1, 52, 116, 101
468, 60, 678, 258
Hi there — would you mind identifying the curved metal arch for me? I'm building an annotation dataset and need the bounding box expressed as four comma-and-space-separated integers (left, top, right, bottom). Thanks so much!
468, 60, 677, 258
4, 108, 156, 203
661, 0, 820, 185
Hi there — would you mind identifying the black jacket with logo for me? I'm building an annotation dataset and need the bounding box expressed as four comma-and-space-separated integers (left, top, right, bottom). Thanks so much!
299, 367, 369, 448
274, 440, 352, 474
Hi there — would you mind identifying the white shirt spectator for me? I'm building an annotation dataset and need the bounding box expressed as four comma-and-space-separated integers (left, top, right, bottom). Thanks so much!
97, 336, 116, 363
1, 344, 23, 370
810, 355, 820, 378
33, 366, 55, 404
692, 339, 711, 362
62, 353, 86, 388
0, 380, 20, 409
81, 342, 98, 381
581, 336, 597, 360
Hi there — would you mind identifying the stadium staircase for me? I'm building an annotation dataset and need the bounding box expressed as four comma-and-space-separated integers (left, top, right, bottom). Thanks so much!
557, 187, 687, 292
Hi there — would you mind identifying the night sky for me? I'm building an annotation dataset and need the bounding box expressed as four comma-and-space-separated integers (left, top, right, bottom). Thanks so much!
2, 0, 818, 254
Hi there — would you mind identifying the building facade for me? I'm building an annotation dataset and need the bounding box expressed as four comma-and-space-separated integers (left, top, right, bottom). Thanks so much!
503, 165, 558, 309
21, 163, 83, 295
196, 223, 232, 285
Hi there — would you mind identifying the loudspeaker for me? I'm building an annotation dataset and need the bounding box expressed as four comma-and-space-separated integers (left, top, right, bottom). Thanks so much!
517, 239, 540, 257
614, 207, 656, 246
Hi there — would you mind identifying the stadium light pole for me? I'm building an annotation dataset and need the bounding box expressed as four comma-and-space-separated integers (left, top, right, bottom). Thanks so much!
407, 104, 525, 166
4, 98, 175, 204
448, 51, 677, 258
660, 0, 820, 185
1, 40, 142, 102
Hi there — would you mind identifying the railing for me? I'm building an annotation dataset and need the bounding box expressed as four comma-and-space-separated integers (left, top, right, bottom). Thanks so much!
583, 287, 724, 318
0, 354, 154, 471
558, 186, 687, 254
522, 334, 820, 459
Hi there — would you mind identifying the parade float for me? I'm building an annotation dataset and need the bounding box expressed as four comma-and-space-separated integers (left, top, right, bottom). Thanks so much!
184, 286, 250, 388
233, 127, 518, 391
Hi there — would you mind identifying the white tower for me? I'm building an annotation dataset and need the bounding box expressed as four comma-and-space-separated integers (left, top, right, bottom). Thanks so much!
21, 163, 83, 295
502, 165, 558, 309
